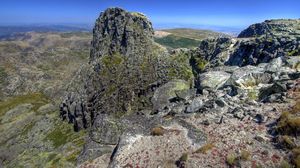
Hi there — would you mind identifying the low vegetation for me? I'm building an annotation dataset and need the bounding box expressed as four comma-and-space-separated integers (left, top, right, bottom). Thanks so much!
226, 152, 238, 166
162, 28, 229, 40
288, 49, 299, 56
0, 67, 7, 85
240, 150, 251, 161
0, 93, 48, 117
0, 91, 87, 167
179, 153, 188, 162
151, 126, 165, 136
155, 35, 201, 49
195, 143, 215, 154
275, 92, 300, 167
168, 52, 194, 83
277, 102, 300, 135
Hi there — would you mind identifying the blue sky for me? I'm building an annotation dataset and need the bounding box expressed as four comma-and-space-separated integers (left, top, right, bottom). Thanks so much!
0, 0, 299, 28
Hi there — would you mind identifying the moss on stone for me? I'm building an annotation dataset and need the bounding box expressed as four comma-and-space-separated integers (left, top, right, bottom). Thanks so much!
101, 53, 124, 67
168, 52, 194, 83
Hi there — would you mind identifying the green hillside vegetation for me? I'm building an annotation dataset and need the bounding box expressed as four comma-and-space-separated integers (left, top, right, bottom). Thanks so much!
155, 34, 201, 49
162, 28, 228, 40
154, 28, 230, 49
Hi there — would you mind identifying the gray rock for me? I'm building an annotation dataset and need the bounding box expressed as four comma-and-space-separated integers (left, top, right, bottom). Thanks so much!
215, 98, 228, 107
185, 97, 203, 113
151, 80, 190, 111
171, 104, 186, 114
286, 56, 300, 71
264, 57, 283, 73
198, 71, 231, 91
259, 82, 287, 101
90, 115, 123, 145
264, 93, 284, 103
254, 114, 265, 123
175, 88, 197, 102
229, 68, 271, 88
231, 107, 245, 120
77, 139, 114, 165
109, 119, 206, 168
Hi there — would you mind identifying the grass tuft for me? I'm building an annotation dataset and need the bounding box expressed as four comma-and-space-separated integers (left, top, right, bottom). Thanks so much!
195, 143, 215, 154
151, 126, 165, 136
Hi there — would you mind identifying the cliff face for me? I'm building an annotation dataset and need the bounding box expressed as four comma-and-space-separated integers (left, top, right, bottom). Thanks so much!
86, 8, 168, 118
90, 8, 154, 61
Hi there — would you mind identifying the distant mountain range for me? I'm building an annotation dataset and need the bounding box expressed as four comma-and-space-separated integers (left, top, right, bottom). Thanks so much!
0, 23, 243, 39
0, 24, 92, 39
153, 23, 243, 36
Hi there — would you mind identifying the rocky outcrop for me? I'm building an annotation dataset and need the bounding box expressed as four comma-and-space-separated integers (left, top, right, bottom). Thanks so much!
90, 8, 154, 61
197, 71, 231, 91
151, 80, 190, 112
238, 19, 300, 38
191, 19, 300, 68
60, 8, 197, 132
58, 8, 300, 168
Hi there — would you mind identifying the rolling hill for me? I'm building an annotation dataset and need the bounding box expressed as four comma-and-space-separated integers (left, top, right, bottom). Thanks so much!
154, 28, 231, 49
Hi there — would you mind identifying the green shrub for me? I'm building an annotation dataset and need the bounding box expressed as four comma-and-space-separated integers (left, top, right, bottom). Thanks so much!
277, 100, 300, 135
192, 56, 208, 72
226, 152, 237, 166
240, 150, 251, 161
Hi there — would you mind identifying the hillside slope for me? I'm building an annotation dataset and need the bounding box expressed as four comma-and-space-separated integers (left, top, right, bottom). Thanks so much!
154, 28, 230, 49
0, 32, 91, 167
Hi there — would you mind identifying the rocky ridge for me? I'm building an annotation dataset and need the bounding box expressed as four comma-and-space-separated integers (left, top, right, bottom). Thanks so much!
59, 8, 300, 167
